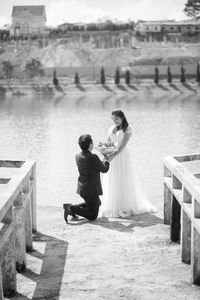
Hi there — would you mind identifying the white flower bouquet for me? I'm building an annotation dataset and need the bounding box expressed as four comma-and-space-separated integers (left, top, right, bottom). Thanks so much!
95, 142, 116, 155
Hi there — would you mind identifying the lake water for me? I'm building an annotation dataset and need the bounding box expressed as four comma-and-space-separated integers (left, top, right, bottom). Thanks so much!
0, 92, 200, 210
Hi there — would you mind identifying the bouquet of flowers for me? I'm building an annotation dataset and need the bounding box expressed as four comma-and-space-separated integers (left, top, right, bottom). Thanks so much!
95, 142, 116, 155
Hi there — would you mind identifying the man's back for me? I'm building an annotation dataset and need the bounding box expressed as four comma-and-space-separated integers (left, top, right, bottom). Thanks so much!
76, 150, 109, 197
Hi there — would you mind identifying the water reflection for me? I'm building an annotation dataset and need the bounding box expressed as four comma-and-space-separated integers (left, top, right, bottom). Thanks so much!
0, 93, 199, 209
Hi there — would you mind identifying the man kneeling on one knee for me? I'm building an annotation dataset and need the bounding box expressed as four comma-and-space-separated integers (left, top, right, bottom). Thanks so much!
63, 134, 109, 223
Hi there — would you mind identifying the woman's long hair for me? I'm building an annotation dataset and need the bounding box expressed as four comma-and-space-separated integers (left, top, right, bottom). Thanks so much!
112, 110, 129, 132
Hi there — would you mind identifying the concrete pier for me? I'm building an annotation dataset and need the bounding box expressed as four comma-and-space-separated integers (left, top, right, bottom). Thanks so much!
0, 160, 36, 298
164, 153, 200, 285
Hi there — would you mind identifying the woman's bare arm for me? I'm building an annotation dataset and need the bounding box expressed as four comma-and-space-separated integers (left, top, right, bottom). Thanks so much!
109, 131, 131, 160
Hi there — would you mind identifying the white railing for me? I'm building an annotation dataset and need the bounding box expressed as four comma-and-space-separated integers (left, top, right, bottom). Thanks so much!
0, 160, 36, 298
164, 153, 200, 285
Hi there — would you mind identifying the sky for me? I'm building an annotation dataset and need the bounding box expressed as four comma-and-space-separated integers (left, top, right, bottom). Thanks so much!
0, 0, 189, 27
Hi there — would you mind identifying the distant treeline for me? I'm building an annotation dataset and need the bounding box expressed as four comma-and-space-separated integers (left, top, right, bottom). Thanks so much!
51, 21, 134, 34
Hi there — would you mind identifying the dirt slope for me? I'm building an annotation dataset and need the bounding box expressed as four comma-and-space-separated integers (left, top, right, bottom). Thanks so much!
0, 39, 199, 69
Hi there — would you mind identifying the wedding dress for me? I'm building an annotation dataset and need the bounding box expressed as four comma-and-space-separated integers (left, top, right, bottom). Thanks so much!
100, 125, 157, 218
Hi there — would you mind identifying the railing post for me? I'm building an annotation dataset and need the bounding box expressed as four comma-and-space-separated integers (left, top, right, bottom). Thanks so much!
0, 206, 16, 296
164, 183, 171, 225
191, 199, 200, 284
24, 192, 33, 252
191, 227, 200, 284
170, 195, 181, 243
23, 177, 33, 252
14, 191, 26, 271
0, 267, 4, 300
181, 188, 192, 264
31, 163, 37, 233
170, 175, 182, 242
181, 209, 191, 264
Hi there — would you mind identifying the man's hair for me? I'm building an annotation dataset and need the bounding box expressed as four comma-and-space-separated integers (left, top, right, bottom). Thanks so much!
78, 134, 93, 150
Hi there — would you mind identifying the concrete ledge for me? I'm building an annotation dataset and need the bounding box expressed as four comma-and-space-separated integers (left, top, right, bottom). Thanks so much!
0, 160, 36, 298
164, 153, 200, 285
0, 80, 200, 97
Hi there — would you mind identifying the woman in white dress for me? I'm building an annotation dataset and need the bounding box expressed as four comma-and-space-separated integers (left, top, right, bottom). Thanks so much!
100, 110, 157, 218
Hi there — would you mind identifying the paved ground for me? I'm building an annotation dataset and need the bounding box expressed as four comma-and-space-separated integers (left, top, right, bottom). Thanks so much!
5, 202, 200, 300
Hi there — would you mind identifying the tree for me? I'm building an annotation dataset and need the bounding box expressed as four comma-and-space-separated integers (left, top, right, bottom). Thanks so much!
53, 69, 59, 87
167, 66, 172, 83
125, 70, 131, 85
180, 64, 186, 83
154, 66, 159, 84
2, 60, 14, 88
52, 69, 64, 93
184, 0, 200, 17
100, 67, 105, 84
114, 67, 120, 84
74, 72, 80, 85
25, 58, 45, 79
0, 85, 6, 96
196, 63, 200, 82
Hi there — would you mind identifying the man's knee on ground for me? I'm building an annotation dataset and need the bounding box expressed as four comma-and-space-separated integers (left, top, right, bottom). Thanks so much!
88, 212, 98, 221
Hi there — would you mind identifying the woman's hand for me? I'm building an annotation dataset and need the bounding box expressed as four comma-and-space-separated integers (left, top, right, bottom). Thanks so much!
107, 153, 116, 161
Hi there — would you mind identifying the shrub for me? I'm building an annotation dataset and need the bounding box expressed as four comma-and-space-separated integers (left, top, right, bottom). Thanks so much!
100, 66, 105, 84
196, 63, 200, 83
53, 69, 59, 86
125, 70, 131, 84
74, 72, 80, 84
180, 64, 186, 83
2, 60, 14, 88
25, 58, 45, 79
0, 85, 6, 94
114, 67, 120, 84
167, 66, 172, 83
154, 66, 159, 84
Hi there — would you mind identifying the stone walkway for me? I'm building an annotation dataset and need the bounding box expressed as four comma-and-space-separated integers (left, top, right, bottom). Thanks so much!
5, 204, 200, 300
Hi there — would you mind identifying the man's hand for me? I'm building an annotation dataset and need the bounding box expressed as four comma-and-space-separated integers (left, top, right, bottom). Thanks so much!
103, 154, 110, 161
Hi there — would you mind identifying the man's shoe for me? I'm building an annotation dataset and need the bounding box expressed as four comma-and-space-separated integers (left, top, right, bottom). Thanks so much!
70, 215, 79, 221
63, 203, 72, 223
63, 203, 77, 218
63, 203, 77, 223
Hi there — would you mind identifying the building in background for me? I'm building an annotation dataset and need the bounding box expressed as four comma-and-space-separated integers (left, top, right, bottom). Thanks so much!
10, 5, 47, 37
135, 19, 200, 35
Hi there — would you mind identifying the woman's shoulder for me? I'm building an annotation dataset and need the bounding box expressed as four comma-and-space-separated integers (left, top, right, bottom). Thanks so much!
124, 125, 132, 134
125, 125, 132, 134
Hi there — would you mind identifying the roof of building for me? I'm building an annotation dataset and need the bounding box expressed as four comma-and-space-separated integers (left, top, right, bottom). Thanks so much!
162, 21, 200, 26
136, 19, 200, 26
12, 5, 45, 17
137, 19, 175, 24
